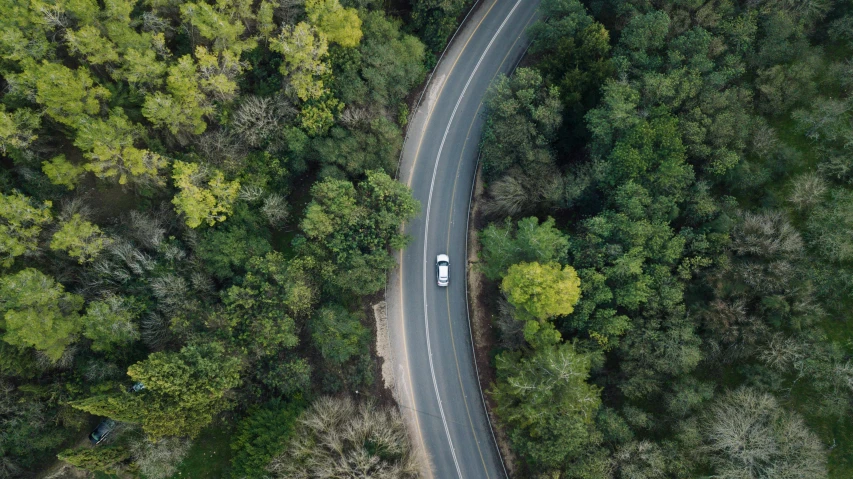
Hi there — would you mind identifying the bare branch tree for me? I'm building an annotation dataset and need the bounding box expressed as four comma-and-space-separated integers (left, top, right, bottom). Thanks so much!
702, 388, 826, 479
788, 172, 827, 211
267, 397, 420, 479
262, 193, 290, 227
129, 436, 192, 479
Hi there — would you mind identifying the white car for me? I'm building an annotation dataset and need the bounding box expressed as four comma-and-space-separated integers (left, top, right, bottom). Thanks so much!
436, 254, 449, 287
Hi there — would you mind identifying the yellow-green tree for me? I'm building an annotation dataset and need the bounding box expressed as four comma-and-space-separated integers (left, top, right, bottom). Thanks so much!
299, 97, 342, 136
65, 24, 120, 65
74, 109, 168, 185
194, 45, 242, 101
42, 155, 85, 190
0, 191, 52, 268
50, 214, 111, 263
305, 0, 363, 48
114, 47, 167, 88
179, 1, 256, 55
270, 22, 330, 101
502, 261, 582, 320
0, 268, 84, 361
502, 261, 581, 347
82, 295, 140, 352
0, 105, 40, 155
171, 160, 240, 228
142, 55, 212, 136
9, 60, 110, 127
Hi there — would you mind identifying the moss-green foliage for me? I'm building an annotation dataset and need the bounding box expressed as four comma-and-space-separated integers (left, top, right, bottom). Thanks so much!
492, 343, 602, 470
50, 213, 111, 263
410, 0, 471, 55
230, 400, 302, 479
58, 446, 130, 475
0, 191, 51, 268
479, 216, 569, 281
72, 342, 242, 439
310, 304, 369, 366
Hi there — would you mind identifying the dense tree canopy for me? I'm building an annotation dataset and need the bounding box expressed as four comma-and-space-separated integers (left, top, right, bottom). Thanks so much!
478, 0, 853, 476
0, 0, 429, 474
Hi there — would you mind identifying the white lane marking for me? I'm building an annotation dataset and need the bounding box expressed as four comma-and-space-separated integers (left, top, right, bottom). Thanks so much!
421, 1, 523, 478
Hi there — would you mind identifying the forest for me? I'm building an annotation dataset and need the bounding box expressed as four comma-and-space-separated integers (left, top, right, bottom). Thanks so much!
478, 0, 853, 478
0, 0, 475, 477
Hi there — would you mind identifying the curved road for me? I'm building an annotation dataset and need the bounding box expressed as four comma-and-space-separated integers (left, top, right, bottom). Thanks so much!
386, 1, 540, 478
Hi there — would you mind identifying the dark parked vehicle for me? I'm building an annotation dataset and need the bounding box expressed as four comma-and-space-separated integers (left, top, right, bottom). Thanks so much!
88, 419, 116, 445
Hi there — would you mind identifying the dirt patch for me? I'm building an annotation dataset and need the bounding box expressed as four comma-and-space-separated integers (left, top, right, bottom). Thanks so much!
466, 164, 518, 477
360, 292, 395, 408
373, 300, 395, 393
40, 464, 92, 479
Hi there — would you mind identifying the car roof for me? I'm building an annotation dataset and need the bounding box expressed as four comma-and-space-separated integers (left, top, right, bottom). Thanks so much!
437, 254, 449, 263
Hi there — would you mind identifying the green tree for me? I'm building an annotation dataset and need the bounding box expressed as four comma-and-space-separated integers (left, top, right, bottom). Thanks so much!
607, 114, 693, 195
481, 68, 562, 182
171, 161, 240, 228
0, 269, 84, 361
73, 342, 243, 438
50, 214, 111, 263
195, 206, 272, 279
529, 0, 612, 135
492, 343, 602, 470
180, 2, 256, 55
115, 47, 167, 89
312, 117, 401, 175
261, 358, 312, 396
0, 191, 51, 268
65, 25, 119, 65
335, 11, 425, 108
221, 253, 306, 358
409, 0, 468, 53
300, 170, 418, 295
806, 187, 853, 263
310, 304, 369, 365
306, 0, 362, 47
299, 96, 342, 135
82, 295, 140, 352
479, 216, 569, 280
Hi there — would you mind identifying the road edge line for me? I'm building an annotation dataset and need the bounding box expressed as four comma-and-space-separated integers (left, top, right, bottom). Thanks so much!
462, 39, 535, 479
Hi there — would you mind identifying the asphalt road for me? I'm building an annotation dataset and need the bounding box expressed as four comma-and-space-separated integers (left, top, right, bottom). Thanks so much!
386, 1, 540, 478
